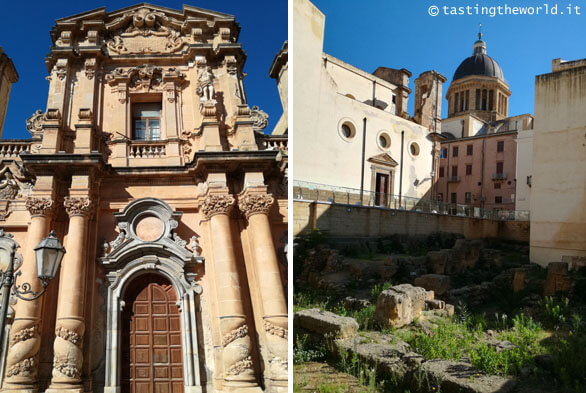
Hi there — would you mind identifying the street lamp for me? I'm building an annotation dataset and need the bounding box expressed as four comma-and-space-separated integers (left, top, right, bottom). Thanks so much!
0, 230, 65, 347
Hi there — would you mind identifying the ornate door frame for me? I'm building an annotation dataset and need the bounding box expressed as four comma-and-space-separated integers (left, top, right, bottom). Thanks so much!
100, 198, 204, 393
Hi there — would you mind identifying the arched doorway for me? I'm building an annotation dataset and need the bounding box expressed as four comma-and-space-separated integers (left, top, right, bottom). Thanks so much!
121, 273, 184, 393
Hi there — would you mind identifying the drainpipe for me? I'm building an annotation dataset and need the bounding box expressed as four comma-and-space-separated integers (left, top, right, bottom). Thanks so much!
372, 80, 376, 107
480, 139, 486, 209
399, 130, 404, 207
359, 117, 367, 205
446, 142, 450, 203
432, 72, 440, 201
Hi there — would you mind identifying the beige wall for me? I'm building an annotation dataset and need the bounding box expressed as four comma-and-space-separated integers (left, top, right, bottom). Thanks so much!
293, 200, 529, 242
530, 59, 586, 266
293, 0, 435, 199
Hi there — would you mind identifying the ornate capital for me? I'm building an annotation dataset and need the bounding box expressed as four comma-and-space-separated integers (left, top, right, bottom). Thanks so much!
64, 197, 94, 217
238, 193, 274, 219
25, 197, 54, 217
201, 194, 235, 219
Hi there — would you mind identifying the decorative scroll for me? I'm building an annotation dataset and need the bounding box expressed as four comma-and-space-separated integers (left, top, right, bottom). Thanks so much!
250, 106, 268, 132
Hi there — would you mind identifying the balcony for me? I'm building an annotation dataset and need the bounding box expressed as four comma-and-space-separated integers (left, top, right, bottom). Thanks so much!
0, 140, 33, 159
492, 172, 508, 181
447, 176, 461, 183
128, 141, 166, 158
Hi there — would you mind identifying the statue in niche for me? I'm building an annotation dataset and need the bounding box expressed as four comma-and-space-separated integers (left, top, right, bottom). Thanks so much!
0, 172, 19, 200
196, 67, 215, 102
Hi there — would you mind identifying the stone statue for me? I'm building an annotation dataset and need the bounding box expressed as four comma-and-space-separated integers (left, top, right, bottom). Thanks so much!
196, 67, 215, 102
0, 171, 19, 200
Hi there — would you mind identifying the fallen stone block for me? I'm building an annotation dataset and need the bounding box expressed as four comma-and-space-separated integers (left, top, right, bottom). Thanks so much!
374, 284, 428, 328
294, 308, 359, 339
417, 359, 517, 393
415, 274, 450, 296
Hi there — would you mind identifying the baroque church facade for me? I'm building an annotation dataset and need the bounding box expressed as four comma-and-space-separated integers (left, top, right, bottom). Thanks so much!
0, 4, 288, 393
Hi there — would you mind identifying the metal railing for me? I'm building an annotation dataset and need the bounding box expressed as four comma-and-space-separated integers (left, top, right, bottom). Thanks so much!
293, 180, 529, 221
492, 172, 508, 180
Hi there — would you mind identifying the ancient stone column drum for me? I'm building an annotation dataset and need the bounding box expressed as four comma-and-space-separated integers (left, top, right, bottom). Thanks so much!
0, 4, 288, 393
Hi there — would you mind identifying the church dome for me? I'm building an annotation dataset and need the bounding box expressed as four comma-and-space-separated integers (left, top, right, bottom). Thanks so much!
453, 35, 504, 82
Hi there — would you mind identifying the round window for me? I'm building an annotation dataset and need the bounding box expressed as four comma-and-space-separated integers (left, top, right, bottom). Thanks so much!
410, 142, 420, 156
338, 120, 356, 141
377, 132, 391, 150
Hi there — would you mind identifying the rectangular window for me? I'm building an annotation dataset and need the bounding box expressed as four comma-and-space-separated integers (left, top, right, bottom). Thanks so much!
452, 166, 458, 177
133, 102, 162, 141
441, 148, 447, 158
439, 167, 445, 177
497, 140, 505, 152
494, 183, 501, 189
466, 164, 472, 175
465, 192, 472, 204
453, 146, 459, 157
475, 89, 480, 110
496, 161, 504, 174
467, 144, 473, 156
495, 196, 503, 204
451, 192, 457, 204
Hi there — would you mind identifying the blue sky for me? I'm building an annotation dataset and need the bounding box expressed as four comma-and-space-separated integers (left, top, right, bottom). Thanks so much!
312, 0, 586, 119
0, 0, 286, 139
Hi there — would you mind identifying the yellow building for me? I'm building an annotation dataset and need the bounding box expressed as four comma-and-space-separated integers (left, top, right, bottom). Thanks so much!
0, 4, 287, 393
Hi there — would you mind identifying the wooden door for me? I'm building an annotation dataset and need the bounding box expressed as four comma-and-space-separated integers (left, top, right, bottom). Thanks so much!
375, 173, 389, 206
122, 274, 184, 393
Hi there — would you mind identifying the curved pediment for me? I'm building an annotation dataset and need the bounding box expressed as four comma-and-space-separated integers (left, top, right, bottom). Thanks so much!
100, 198, 201, 270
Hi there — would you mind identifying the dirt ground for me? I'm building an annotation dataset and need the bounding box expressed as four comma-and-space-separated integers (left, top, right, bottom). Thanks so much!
293, 361, 382, 393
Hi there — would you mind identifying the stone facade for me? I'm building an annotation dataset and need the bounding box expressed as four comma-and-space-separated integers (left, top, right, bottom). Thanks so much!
0, 4, 287, 393
530, 57, 586, 266
293, 0, 445, 203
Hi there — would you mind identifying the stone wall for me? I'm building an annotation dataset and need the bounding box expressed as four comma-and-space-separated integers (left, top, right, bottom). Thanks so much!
293, 200, 529, 242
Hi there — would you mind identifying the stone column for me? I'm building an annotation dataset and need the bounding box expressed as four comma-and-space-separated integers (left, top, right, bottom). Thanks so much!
238, 191, 288, 388
2, 197, 54, 393
46, 197, 93, 393
201, 193, 260, 392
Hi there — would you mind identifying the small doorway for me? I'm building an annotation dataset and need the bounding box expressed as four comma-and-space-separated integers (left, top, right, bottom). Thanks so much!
375, 173, 389, 206
121, 274, 184, 393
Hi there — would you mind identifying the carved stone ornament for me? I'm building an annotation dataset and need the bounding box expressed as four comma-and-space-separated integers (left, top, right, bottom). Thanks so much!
238, 193, 274, 219
45, 108, 62, 121
0, 169, 20, 200
55, 326, 82, 346
64, 196, 93, 217
84, 58, 97, 80
54, 355, 80, 379
53, 58, 68, 81
222, 324, 248, 347
250, 106, 269, 132
25, 197, 54, 216
78, 108, 93, 121
6, 357, 36, 378
105, 7, 187, 55
201, 194, 235, 219
26, 109, 44, 136
225, 356, 253, 377
55, 31, 72, 47
224, 55, 238, 76
264, 321, 288, 339
9, 325, 38, 347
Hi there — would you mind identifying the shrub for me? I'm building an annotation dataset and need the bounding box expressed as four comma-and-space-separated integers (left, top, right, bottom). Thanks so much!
371, 282, 393, 303
550, 315, 586, 391
543, 296, 569, 330
293, 334, 326, 364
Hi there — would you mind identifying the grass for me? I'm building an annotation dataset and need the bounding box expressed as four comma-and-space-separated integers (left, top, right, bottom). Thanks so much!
407, 313, 544, 377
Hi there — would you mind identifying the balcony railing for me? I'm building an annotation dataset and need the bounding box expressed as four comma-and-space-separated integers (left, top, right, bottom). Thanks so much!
0, 141, 33, 158
492, 172, 508, 180
293, 180, 529, 221
128, 141, 166, 158
447, 176, 461, 183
